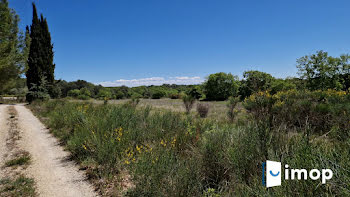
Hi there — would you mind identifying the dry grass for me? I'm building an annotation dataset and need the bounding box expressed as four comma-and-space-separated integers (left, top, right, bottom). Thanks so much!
87, 98, 231, 121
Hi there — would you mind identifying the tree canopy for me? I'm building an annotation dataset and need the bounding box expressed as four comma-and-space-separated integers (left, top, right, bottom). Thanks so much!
0, 0, 27, 94
203, 72, 240, 101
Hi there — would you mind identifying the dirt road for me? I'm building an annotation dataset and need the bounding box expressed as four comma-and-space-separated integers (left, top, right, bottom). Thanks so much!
0, 105, 9, 178
0, 104, 98, 197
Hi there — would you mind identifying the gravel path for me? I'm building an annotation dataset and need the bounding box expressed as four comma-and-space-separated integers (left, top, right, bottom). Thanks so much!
0, 105, 9, 178
3, 104, 98, 197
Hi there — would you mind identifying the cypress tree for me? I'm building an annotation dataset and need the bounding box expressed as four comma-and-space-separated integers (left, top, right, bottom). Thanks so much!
26, 3, 42, 92
26, 3, 56, 100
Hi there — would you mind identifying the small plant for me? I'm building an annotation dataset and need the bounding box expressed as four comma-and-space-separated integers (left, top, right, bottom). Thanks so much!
103, 97, 109, 104
126, 97, 140, 107
0, 176, 36, 196
5, 155, 31, 167
196, 103, 209, 118
202, 188, 221, 197
26, 77, 50, 103
182, 94, 196, 114
227, 96, 239, 122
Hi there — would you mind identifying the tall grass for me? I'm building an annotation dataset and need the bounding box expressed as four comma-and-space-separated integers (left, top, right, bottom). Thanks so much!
30, 93, 350, 196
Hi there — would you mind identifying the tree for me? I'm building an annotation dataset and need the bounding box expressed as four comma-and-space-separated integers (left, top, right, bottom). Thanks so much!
269, 79, 296, 94
0, 0, 26, 94
296, 51, 350, 90
187, 86, 202, 99
26, 3, 56, 101
97, 88, 112, 99
203, 72, 240, 101
240, 70, 274, 98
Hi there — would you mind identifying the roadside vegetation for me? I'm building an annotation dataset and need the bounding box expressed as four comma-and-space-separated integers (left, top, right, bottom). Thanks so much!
5, 153, 31, 168
0, 176, 36, 197
30, 87, 350, 196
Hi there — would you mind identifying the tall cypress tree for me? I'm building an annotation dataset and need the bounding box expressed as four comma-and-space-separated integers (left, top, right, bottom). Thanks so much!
26, 3, 56, 100
40, 14, 55, 85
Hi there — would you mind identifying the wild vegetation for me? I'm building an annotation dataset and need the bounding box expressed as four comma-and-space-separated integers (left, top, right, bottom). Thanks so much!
1, 0, 350, 196
30, 85, 350, 196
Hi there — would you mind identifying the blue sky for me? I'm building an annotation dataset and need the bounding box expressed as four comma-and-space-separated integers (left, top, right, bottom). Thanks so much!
9, 0, 350, 86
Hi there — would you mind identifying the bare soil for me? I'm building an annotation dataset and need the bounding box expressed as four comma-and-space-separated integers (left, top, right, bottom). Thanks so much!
0, 104, 98, 197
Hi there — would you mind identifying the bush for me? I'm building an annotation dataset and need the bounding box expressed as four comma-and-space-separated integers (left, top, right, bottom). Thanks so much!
151, 90, 165, 99
227, 96, 239, 122
196, 103, 209, 118
67, 89, 80, 97
187, 86, 202, 99
26, 78, 50, 103
169, 93, 181, 99
182, 94, 196, 114
77, 94, 90, 100
97, 88, 112, 99
114, 91, 124, 99
244, 89, 350, 139
80, 87, 92, 97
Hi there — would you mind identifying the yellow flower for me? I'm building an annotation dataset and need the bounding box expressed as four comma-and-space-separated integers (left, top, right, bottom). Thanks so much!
136, 145, 142, 153
82, 144, 87, 150
125, 160, 130, 165
171, 137, 176, 147
160, 139, 167, 147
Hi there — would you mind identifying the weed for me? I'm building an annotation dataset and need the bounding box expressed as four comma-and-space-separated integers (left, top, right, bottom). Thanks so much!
182, 94, 196, 114
0, 176, 36, 197
197, 103, 210, 118
5, 155, 31, 167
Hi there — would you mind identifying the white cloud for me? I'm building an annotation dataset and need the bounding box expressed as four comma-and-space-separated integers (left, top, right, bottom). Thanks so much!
97, 76, 204, 87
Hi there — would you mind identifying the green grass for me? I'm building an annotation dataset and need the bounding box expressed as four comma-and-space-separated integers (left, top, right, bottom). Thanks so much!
5, 155, 31, 167
0, 176, 36, 197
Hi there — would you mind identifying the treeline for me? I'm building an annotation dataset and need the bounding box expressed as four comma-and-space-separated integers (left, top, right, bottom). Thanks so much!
53, 50, 350, 101
55, 80, 199, 100
7, 50, 350, 101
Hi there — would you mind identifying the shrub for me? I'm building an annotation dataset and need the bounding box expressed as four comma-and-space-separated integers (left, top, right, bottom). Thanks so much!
151, 90, 165, 99
67, 89, 80, 97
77, 94, 90, 100
26, 77, 50, 102
114, 91, 124, 99
196, 103, 209, 118
187, 86, 202, 99
97, 88, 112, 99
227, 96, 239, 122
80, 87, 92, 97
169, 93, 181, 99
182, 94, 195, 114
126, 97, 140, 107
244, 89, 350, 139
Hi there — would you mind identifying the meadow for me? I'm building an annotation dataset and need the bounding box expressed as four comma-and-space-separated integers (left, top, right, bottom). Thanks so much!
77, 98, 234, 122
29, 89, 350, 197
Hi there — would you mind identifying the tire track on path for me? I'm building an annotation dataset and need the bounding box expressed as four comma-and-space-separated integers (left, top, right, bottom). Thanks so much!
15, 104, 98, 197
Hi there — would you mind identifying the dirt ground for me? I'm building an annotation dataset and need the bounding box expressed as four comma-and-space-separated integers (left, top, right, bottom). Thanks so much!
0, 104, 98, 197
